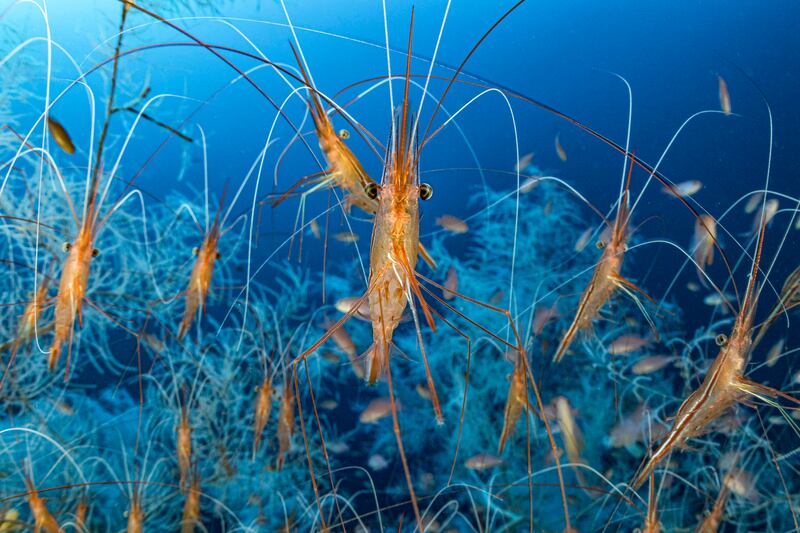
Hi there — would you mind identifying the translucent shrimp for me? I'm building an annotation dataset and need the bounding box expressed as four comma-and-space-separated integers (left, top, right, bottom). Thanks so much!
177, 205, 222, 340
632, 220, 795, 488
553, 154, 653, 363
276, 370, 295, 471
24, 475, 62, 533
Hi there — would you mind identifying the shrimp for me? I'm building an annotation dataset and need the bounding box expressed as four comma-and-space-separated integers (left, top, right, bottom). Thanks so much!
273, 43, 438, 270
181, 473, 202, 533
24, 476, 62, 533
498, 353, 529, 453
252, 375, 274, 460
632, 220, 793, 488
276, 371, 295, 470
554, 153, 655, 362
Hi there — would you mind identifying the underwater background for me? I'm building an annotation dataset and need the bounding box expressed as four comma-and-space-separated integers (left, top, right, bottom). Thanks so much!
0, 0, 799, 531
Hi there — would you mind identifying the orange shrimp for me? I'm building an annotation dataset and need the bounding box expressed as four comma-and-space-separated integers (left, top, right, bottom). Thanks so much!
1, 272, 52, 389
176, 401, 192, 492
126, 492, 144, 533
498, 353, 529, 453
554, 153, 654, 362
24, 476, 62, 533
177, 206, 222, 340
50, 195, 101, 375
274, 44, 438, 270
181, 473, 201, 533
632, 220, 792, 488
695, 477, 728, 533
74, 495, 88, 530
252, 376, 273, 460
276, 372, 295, 470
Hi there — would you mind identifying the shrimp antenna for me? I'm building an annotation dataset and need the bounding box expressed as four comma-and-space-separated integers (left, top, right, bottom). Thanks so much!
420, 0, 528, 151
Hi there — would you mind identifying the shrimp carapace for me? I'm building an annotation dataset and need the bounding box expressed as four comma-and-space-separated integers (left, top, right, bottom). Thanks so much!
24, 475, 62, 533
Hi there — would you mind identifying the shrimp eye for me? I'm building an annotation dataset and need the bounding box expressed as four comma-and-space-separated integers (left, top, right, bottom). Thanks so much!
419, 183, 433, 200
365, 182, 380, 200
338, 128, 350, 140
62, 242, 71, 252
192, 247, 199, 256
596, 240, 605, 249
715, 333, 728, 347
216, 251, 222, 260
92, 248, 100, 257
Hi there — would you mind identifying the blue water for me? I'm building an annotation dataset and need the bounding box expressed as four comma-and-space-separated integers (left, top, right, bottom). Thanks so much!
0, 1, 799, 531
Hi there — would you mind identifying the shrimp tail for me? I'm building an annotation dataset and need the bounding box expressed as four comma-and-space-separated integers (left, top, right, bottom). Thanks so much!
363, 342, 389, 386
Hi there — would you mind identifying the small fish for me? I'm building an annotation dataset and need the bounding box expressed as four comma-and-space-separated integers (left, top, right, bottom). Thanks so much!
334, 296, 372, 321
320, 400, 338, 410
464, 453, 504, 471
686, 281, 701, 292
309, 219, 321, 240
436, 214, 469, 234
53, 399, 74, 416
543, 200, 553, 217
142, 332, 165, 353
367, 454, 389, 471
359, 398, 395, 424
766, 338, 785, 368
744, 192, 764, 214
515, 152, 534, 172
692, 214, 717, 283
443, 266, 458, 301
416, 383, 432, 401
574, 228, 593, 252
609, 403, 648, 449
795, 216, 800, 231
703, 292, 734, 307
327, 441, 349, 454
632, 355, 674, 375
724, 468, 758, 502
554, 396, 583, 467
519, 176, 540, 193
665, 180, 702, 198
47, 116, 76, 155
718, 75, 731, 115
607, 334, 651, 355
333, 231, 358, 242
554, 132, 567, 162
321, 351, 340, 364
490, 290, 505, 305
751, 198, 778, 235
532, 303, 559, 336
